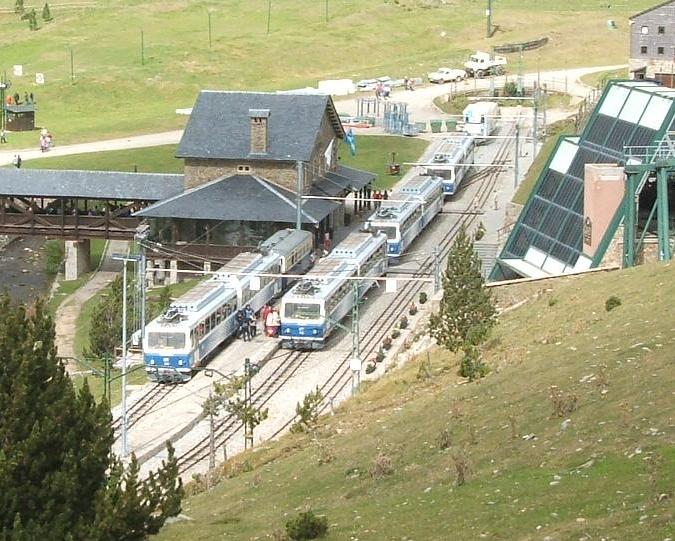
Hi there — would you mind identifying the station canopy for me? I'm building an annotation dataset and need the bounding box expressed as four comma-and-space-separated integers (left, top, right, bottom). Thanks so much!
494, 81, 675, 280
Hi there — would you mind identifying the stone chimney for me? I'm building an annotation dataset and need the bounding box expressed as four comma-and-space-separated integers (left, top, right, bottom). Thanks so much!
249, 109, 270, 154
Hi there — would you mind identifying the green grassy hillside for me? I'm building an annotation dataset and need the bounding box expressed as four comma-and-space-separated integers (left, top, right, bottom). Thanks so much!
154, 262, 674, 540
0, 0, 648, 146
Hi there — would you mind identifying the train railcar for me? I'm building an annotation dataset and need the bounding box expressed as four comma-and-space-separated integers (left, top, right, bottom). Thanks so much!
143, 229, 313, 382
365, 175, 443, 260
424, 135, 475, 196
280, 231, 387, 350
462, 101, 499, 140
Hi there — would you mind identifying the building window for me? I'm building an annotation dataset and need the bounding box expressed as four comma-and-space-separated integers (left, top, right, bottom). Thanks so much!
658, 26, 666, 34
641, 26, 649, 34
237, 165, 251, 173
641, 46, 648, 55
658, 46, 665, 55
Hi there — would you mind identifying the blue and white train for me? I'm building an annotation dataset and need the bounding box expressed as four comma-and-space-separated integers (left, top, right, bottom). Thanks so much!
143, 228, 314, 382
364, 175, 443, 260
279, 231, 388, 350
423, 135, 475, 196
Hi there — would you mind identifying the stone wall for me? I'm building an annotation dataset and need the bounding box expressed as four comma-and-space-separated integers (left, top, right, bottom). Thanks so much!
184, 159, 297, 191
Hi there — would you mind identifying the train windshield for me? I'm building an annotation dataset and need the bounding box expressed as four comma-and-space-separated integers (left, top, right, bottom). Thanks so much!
284, 302, 321, 320
373, 225, 398, 240
147, 332, 186, 349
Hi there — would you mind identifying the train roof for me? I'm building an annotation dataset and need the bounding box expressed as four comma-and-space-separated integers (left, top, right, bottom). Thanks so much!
366, 196, 417, 225
285, 257, 357, 300
329, 231, 384, 261
463, 101, 499, 116
397, 175, 442, 198
259, 228, 313, 258
433, 136, 475, 162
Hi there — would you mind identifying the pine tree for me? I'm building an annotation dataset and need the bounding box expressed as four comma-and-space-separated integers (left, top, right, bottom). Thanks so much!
42, 2, 52, 21
28, 9, 38, 30
0, 295, 183, 539
429, 226, 497, 355
14, 0, 24, 14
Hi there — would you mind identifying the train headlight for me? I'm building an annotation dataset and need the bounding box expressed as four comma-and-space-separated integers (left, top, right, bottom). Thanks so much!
150, 359, 155, 365
178, 359, 184, 366
312, 329, 318, 335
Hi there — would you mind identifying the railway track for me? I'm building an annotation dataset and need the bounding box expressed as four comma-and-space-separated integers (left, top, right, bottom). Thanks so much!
112, 383, 178, 434
176, 349, 312, 473
173, 129, 516, 472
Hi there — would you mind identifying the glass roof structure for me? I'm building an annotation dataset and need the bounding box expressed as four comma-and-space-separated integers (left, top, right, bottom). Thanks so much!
492, 81, 675, 280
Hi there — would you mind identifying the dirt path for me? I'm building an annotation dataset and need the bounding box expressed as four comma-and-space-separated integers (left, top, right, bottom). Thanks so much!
54, 240, 128, 361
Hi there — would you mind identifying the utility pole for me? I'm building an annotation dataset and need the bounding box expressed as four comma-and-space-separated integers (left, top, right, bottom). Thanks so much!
207, 391, 216, 482
514, 122, 520, 188
140, 30, 145, 66
112, 253, 141, 459
350, 282, 360, 394
135, 226, 148, 345
486, 0, 492, 38
432, 246, 441, 293
266, 0, 271, 35
208, 11, 212, 48
532, 89, 539, 158
296, 161, 303, 230
244, 358, 253, 450
325, 0, 328, 22
70, 48, 74, 82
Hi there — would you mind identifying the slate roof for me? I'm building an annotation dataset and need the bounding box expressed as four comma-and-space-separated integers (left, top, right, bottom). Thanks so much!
4, 104, 35, 114
0, 169, 184, 200
310, 164, 375, 197
135, 174, 339, 224
630, 0, 675, 20
176, 91, 345, 162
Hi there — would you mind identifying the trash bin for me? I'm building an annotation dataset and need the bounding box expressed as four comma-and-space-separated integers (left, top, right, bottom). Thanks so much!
445, 119, 457, 131
415, 121, 427, 133
430, 120, 443, 133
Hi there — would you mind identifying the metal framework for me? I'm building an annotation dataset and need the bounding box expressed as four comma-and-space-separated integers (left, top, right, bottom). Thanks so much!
623, 133, 675, 266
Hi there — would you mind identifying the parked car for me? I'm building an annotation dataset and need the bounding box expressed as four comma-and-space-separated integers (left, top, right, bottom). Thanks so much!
428, 67, 467, 83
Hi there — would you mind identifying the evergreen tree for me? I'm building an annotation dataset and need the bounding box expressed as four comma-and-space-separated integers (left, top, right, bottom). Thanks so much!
429, 226, 497, 356
42, 2, 52, 21
0, 295, 183, 540
14, 0, 24, 14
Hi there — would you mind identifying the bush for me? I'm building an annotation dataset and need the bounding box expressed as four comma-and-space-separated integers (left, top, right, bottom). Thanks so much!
45, 240, 64, 275
391, 328, 400, 339
605, 295, 622, 312
285, 510, 328, 540
503, 81, 519, 97
365, 363, 376, 374
549, 385, 578, 417
375, 348, 385, 362
459, 347, 488, 381
419, 292, 428, 304
399, 315, 408, 329
408, 302, 418, 316
474, 222, 486, 241
382, 337, 392, 350
370, 452, 394, 479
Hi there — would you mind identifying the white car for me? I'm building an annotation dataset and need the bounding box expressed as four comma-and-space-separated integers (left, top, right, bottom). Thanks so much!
428, 67, 467, 83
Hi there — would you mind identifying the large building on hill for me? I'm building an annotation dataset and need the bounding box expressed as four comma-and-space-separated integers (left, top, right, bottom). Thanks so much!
491, 80, 675, 280
629, 0, 675, 85
137, 91, 375, 259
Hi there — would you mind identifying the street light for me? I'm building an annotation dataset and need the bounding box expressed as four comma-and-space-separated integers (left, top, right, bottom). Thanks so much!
112, 252, 141, 459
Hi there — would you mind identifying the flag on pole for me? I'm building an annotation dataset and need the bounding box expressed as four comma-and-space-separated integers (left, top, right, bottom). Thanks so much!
345, 128, 356, 156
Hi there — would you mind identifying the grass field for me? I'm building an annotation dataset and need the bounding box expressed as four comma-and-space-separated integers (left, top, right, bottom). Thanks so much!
21, 136, 428, 188
0, 1, 648, 147
154, 261, 674, 541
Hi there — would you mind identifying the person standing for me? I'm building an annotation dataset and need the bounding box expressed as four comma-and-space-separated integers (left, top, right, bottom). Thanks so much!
260, 303, 272, 336
12, 155, 22, 168
266, 309, 280, 337
0, 129, 7, 144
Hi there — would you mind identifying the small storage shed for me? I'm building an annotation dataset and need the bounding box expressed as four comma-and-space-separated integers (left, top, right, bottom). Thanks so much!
4, 104, 36, 131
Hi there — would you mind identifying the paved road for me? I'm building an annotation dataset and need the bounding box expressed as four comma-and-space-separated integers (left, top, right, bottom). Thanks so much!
0, 65, 624, 167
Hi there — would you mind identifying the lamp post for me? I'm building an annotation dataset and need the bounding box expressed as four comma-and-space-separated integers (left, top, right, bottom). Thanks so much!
0, 77, 10, 132
112, 252, 141, 459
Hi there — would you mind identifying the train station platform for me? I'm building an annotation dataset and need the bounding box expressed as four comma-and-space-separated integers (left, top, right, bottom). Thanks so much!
113, 329, 282, 462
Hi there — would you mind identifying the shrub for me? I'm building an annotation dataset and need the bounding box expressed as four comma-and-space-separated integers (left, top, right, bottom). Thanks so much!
370, 452, 394, 479
419, 291, 428, 304
474, 222, 486, 241
399, 315, 408, 329
365, 363, 376, 374
452, 450, 470, 486
459, 346, 488, 381
382, 336, 392, 350
503, 81, 519, 97
375, 348, 385, 362
549, 385, 578, 417
285, 510, 328, 540
408, 302, 418, 316
42, 2, 52, 21
290, 387, 323, 434
548, 297, 558, 307
437, 428, 452, 450
45, 240, 64, 275
605, 295, 621, 312
390, 328, 401, 339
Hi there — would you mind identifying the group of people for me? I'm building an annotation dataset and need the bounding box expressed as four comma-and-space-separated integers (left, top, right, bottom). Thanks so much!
39, 128, 53, 152
5, 92, 35, 106
372, 190, 389, 207
375, 82, 390, 100
234, 303, 281, 342
403, 77, 416, 91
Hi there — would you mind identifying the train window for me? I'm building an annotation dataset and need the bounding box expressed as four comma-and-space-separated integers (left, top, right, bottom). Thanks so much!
147, 332, 186, 349
284, 302, 320, 319
375, 226, 397, 239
